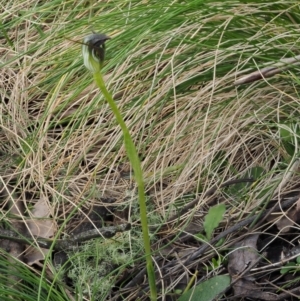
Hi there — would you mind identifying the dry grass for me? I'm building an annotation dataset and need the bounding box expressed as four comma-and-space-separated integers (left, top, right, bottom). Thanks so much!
1, 0, 300, 299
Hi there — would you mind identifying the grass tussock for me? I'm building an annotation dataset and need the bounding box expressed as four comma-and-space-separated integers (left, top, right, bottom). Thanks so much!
1, 0, 300, 300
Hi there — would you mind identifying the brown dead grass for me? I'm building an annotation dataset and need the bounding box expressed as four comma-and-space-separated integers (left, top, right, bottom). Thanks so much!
1, 7, 299, 231
1, 0, 300, 299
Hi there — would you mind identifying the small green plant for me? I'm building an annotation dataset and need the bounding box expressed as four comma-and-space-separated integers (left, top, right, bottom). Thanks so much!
81, 33, 157, 300
178, 275, 230, 301
211, 256, 224, 269
193, 204, 226, 273
67, 234, 132, 300
280, 256, 300, 275
195, 203, 226, 242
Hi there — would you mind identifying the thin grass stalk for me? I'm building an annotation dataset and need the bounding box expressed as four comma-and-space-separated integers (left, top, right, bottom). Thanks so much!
93, 72, 157, 300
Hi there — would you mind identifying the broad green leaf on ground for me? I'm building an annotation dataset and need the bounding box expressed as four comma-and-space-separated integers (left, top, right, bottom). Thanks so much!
178, 275, 230, 301
204, 204, 226, 240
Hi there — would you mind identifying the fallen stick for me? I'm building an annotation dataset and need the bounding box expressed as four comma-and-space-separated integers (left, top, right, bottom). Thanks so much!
0, 223, 131, 251
234, 55, 300, 86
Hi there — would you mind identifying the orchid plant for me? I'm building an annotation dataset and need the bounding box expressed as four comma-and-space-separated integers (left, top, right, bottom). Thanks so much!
81, 33, 157, 300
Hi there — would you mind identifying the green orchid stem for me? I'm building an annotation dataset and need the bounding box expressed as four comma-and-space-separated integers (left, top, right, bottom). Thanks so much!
93, 72, 157, 300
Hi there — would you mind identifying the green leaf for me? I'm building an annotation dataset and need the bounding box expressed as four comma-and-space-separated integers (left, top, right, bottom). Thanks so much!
178, 275, 230, 301
280, 262, 296, 275
215, 237, 225, 247
195, 233, 207, 242
212, 257, 220, 269
204, 204, 226, 240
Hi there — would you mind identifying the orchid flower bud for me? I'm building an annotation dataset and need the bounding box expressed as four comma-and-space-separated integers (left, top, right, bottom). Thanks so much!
82, 33, 110, 73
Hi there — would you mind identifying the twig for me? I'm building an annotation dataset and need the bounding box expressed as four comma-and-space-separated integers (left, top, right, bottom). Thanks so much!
234, 55, 300, 86
0, 223, 131, 251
